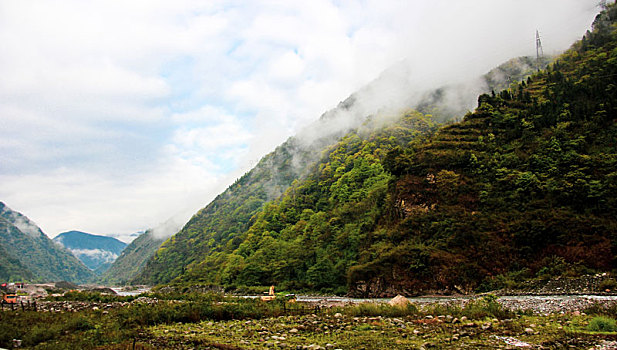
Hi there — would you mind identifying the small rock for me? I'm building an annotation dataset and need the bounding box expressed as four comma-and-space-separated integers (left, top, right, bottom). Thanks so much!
289, 328, 299, 333
524, 328, 534, 334
334, 313, 342, 318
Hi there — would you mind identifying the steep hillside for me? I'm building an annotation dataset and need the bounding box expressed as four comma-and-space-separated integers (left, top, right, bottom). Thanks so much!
0, 202, 95, 283
173, 113, 437, 291
133, 60, 551, 286
348, 4, 617, 295
99, 231, 164, 285
53, 231, 127, 274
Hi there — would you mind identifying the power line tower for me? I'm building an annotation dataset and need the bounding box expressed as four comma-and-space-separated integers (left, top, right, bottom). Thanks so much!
536, 30, 544, 69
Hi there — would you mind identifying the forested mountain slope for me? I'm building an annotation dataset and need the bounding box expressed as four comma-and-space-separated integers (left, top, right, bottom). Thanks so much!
99, 231, 164, 285
0, 237, 34, 282
349, 4, 617, 295
170, 114, 438, 291
133, 57, 551, 286
135, 5, 615, 292
0, 202, 95, 283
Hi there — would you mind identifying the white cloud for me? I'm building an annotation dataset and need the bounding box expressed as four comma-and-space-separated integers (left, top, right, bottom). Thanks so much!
0, 205, 43, 238
70, 248, 119, 264
0, 0, 602, 241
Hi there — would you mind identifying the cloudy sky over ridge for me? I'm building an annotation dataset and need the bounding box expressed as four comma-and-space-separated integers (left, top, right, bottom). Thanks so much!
0, 0, 601, 242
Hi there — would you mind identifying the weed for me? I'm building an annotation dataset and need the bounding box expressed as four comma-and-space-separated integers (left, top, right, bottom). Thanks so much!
587, 316, 617, 332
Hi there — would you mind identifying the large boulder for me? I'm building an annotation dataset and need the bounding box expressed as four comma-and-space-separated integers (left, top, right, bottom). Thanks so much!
388, 294, 410, 307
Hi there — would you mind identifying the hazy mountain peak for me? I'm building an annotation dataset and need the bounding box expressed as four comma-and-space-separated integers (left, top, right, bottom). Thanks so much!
0, 201, 44, 238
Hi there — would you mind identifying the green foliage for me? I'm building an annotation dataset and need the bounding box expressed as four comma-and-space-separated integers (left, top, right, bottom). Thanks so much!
600, 278, 617, 291
587, 316, 617, 332
116, 298, 302, 328
46, 290, 138, 303
428, 295, 514, 320
343, 3, 617, 294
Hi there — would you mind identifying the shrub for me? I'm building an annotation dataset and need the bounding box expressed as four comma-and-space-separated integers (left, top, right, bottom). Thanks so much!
588, 316, 617, 332
462, 294, 513, 319
599, 278, 617, 291
427, 294, 513, 320
47, 290, 137, 303
66, 315, 95, 331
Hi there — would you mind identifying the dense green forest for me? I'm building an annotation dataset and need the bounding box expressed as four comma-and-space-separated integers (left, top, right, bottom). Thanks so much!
124, 53, 546, 287
135, 4, 617, 295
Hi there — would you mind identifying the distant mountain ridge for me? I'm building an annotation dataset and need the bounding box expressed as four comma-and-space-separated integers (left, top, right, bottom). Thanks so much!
53, 231, 127, 275
0, 202, 95, 283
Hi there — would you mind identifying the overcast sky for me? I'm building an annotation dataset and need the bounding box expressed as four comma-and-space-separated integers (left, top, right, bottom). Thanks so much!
0, 0, 601, 242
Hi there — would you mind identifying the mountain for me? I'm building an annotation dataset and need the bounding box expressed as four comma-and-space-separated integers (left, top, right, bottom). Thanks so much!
53, 231, 127, 274
130, 56, 552, 287
135, 5, 615, 291
0, 202, 95, 283
346, 4, 617, 296
98, 230, 164, 285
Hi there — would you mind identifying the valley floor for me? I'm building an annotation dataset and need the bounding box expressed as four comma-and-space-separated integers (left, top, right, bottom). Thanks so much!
143, 312, 617, 350
2, 294, 617, 349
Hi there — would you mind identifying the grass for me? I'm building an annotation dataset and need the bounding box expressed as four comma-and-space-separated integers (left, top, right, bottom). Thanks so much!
338, 301, 418, 317
425, 294, 515, 320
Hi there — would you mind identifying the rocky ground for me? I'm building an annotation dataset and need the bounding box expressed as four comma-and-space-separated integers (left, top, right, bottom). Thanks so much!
495, 274, 617, 296
143, 312, 616, 349
3, 295, 617, 349
16, 294, 617, 316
